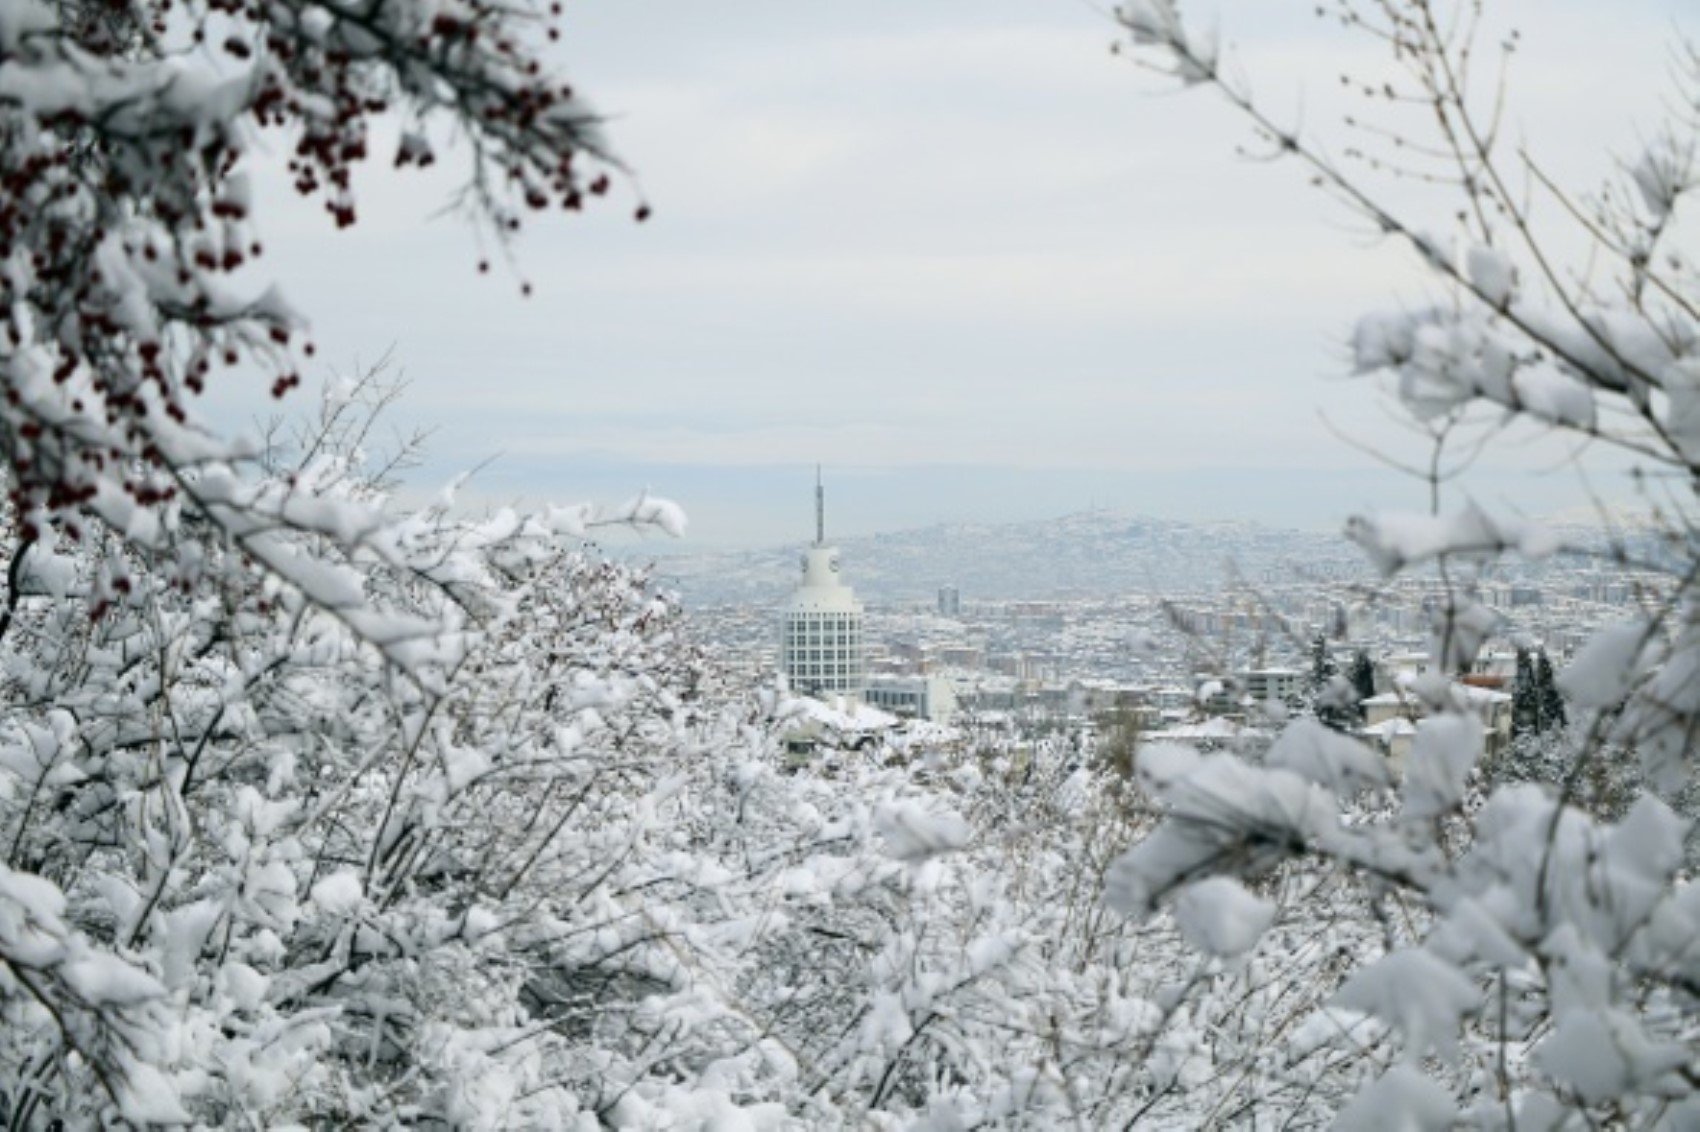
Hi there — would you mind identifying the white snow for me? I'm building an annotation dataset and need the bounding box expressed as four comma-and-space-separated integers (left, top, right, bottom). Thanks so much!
1558, 619, 1649, 709
1333, 949, 1479, 1058
1346, 503, 1563, 577
874, 800, 971, 863
1466, 245, 1515, 306
1534, 1007, 1689, 1105
1333, 1066, 1456, 1132
308, 871, 364, 915
1171, 877, 1275, 957
1401, 712, 1483, 820
1266, 718, 1391, 793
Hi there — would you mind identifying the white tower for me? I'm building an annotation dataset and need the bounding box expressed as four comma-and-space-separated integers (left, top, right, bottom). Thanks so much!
780, 468, 865, 696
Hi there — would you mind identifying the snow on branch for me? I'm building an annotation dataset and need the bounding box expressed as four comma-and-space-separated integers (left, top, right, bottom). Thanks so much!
1345, 503, 1564, 576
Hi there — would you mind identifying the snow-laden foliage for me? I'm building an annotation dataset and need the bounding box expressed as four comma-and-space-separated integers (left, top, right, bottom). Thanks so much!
0, 377, 1399, 1125
0, 388, 733, 1123
0, 0, 743, 1119
0, 468, 1407, 1126
1111, 1, 1700, 1124
718, 734, 1394, 1127
7, 0, 1700, 1122
0, 0, 1390, 1119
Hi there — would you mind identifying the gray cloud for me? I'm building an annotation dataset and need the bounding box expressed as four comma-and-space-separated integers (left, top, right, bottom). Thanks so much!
202, 0, 1686, 545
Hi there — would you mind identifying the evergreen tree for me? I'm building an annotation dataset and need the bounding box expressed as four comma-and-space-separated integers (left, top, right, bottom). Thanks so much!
1536, 650, 1568, 732
1309, 634, 1352, 732
1348, 651, 1376, 714
1512, 647, 1539, 739
1307, 634, 1337, 696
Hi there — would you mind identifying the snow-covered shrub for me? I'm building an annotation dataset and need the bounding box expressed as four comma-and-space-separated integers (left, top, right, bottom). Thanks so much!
0, 377, 739, 1123
1110, 2, 1700, 1124
699, 729, 1390, 1127
0, 0, 695, 1119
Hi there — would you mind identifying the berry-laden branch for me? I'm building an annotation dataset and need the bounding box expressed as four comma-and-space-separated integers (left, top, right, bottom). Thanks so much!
0, 0, 632, 548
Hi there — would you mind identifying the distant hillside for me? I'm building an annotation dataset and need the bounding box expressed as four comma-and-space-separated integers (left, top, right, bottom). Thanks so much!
644, 511, 1372, 607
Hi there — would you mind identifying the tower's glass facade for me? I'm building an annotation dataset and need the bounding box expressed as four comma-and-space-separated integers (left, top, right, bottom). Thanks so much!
781, 607, 865, 694
779, 546, 865, 696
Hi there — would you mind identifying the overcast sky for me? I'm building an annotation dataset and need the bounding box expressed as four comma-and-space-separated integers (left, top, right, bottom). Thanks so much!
212, 0, 1691, 546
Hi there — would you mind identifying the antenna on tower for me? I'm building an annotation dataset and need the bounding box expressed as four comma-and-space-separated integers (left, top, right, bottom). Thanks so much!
814, 464, 825, 546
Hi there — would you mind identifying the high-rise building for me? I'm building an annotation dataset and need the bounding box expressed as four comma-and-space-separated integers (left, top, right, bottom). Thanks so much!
937, 586, 961, 617
780, 470, 865, 696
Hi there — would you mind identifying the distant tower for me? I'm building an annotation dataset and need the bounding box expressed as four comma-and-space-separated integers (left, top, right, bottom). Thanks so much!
937, 586, 961, 617
780, 469, 865, 697
815, 464, 825, 546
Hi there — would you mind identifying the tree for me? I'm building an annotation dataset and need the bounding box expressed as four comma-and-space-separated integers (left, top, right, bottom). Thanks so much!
0, 0, 629, 565
1535, 649, 1567, 732
1348, 650, 1374, 699
1306, 632, 1336, 695
1094, 704, 1145, 780
1513, 647, 1568, 739
0, 377, 737, 1123
1110, 1, 1700, 1123
1512, 645, 1538, 737
1348, 649, 1376, 711
1308, 632, 1356, 731
0, 0, 681, 1119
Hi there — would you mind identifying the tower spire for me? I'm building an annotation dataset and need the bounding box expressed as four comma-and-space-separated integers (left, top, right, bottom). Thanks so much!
814, 464, 825, 546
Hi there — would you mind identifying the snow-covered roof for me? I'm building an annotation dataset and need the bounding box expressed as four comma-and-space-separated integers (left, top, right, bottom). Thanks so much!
1361, 718, 1417, 738
786, 695, 898, 733
1148, 718, 1270, 741
889, 721, 962, 747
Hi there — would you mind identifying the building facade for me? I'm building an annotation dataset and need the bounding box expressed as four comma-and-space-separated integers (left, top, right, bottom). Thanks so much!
1240, 668, 1305, 705
779, 474, 865, 696
864, 674, 958, 722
